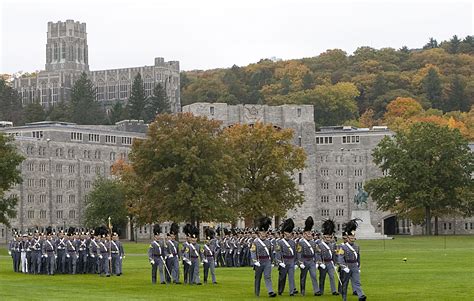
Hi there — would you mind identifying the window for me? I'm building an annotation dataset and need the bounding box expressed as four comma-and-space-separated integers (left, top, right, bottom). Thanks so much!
32, 131, 43, 138
56, 195, 63, 204
28, 179, 34, 187
69, 164, 75, 174
68, 149, 75, 158
119, 82, 129, 99
110, 152, 116, 161
297, 108, 301, 117
69, 210, 76, 219
84, 181, 91, 189
39, 195, 46, 203
39, 163, 46, 172
321, 182, 329, 189
443, 223, 447, 230
355, 182, 363, 189
94, 150, 101, 159
298, 173, 303, 185
336, 169, 344, 176
95, 166, 101, 174
56, 210, 63, 219
298, 136, 302, 147
88, 134, 100, 142
40, 210, 46, 219
84, 150, 90, 159
28, 210, 34, 219
316, 136, 333, 144
321, 209, 330, 217
27, 162, 34, 171
336, 182, 344, 189
39, 179, 46, 187
320, 168, 329, 176
120, 152, 127, 159
28, 194, 34, 203
68, 180, 75, 189
84, 165, 91, 174
336, 195, 344, 203
56, 164, 62, 173
68, 195, 75, 204
354, 169, 363, 176
107, 85, 116, 100
336, 209, 344, 216
448, 223, 452, 230
210, 106, 215, 115
70, 132, 83, 141
342, 135, 360, 144
121, 137, 132, 145
320, 195, 329, 203
38, 147, 46, 156
55, 148, 63, 157
465, 223, 469, 230
105, 135, 116, 144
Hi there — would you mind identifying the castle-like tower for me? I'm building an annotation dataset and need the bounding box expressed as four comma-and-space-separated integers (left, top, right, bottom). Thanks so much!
45, 20, 89, 72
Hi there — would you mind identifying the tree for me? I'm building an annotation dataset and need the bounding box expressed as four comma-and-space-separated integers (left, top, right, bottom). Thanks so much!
109, 101, 126, 124
365, 122, 474, 235
129, 113, 232, 226
0, 134, 25, 226
144, 83, 170, 123
127, 73, 146, 120
24, 101, 46, 123
70, 72, 105, 124
422, 67, 443, 109
383, 97, 423, 131
47, 101, 71, 122
222, 123, 306, 221
445, 75, 468, 112
448, 35, 461, 54
84, 177, 129, 230
423, 37, 438, 50
0, 79, 24, 125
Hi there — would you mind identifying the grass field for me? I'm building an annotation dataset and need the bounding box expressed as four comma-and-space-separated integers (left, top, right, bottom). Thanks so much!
0, 236, 473, 301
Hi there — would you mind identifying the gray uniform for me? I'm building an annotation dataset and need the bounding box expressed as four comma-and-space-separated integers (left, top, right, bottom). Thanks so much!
201, 242, 216, 284
317, 239, 338, 294
98, 240, 110, 276
42, 238, 56, 275
337, 242, 365, 301
251, 238, 275, 296
166, 239, 180, 283
296, 238, 322, 295
66, 239, 78, 274
148, 240, 167, 284
110, 240, 122, 275
275, 238, 297, 295
187, 242, 201, 284
30, 238, 43, 274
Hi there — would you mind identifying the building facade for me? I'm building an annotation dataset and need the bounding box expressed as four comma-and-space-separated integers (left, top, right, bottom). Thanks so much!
12, 20, 181, 113
184, 102, 474, 236
0, 120, 147, 243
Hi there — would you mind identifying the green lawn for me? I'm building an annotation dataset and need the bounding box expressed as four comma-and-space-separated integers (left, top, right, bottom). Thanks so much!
0, 236, 473, 301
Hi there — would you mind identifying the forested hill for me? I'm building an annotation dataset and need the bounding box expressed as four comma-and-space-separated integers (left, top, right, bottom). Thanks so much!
180, 35, 474, 136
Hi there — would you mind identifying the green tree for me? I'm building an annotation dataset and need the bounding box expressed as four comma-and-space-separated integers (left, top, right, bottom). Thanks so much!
423, 68, 443, 109
24, 101, 46, 123
84, 177, 129, 229
127, 73, 146, 120
47, 101, 71, 122
0, 79, 24, 125
144, 83, 170, 123
109, 101, 126, 124
423, 37, 438, 49
222, 123, 306, 220
0, 134, 25, 226
130, 113, 232, 226
445, 75, 467, 112
70, 72, 105, 124
365, 123, 474, 235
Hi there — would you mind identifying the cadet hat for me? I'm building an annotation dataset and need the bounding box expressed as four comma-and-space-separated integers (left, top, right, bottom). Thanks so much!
204, 228, 215, 240
344, 218, 362, 236
322, 219, 336, 236
153, 224, 162, 236
257, 217, 272, 232
183, 224, 192, 237
281, 218, 295, 233
169, 222, 179, 236
304, 216, 314, 232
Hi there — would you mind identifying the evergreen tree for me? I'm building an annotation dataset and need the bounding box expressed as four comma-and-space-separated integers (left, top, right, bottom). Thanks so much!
0, 79, 24, 125
109, 101, 126, 124
448, 35, 461, 54
24, 101, 46, 123
70, 72, 105, 124
423, 37, 438, 49
47, 101, 71, 122
423, 68, 443, 109
302, 72, 314, 90
280, 75, 291, 95
144, 83, 170, 123
445, 75, 467, 112
127, 73, 146, 120
371, 73, 387, 99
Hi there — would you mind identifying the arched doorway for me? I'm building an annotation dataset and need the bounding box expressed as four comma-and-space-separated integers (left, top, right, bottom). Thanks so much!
384, 216, 398, 235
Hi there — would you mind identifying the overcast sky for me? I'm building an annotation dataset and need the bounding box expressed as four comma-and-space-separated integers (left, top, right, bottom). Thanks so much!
0, 0, 472, 74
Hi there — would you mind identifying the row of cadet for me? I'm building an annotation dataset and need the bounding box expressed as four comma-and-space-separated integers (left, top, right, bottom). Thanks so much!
7, 226, 124, 277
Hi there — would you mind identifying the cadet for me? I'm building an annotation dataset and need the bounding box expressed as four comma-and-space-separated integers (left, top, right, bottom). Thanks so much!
111, 231, 123, 276
97, 228, 110, 277
88, 230, 100, 273
66, 228, 78, 274
276, 218, 298, 296
30, 230, 43, 274
297, 216, 322, 296
202, 228, 217, 284
181, 224, 192, 284
187, 225, 202, 285
42, 227, 56, 275
317, 219, 339, 296
148, 224, 167, 284
166, 223, 181, 284
55, 230, 67, 274
77, 231, 89, 274
337, 219, 367, 301
251, 217, 276, 298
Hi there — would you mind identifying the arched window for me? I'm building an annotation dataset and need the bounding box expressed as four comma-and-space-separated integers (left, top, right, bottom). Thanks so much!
54, 42, 59, 60
61, 41, 66, 59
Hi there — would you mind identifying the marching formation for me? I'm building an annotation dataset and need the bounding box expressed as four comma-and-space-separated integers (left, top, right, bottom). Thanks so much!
7, 226, 124, 277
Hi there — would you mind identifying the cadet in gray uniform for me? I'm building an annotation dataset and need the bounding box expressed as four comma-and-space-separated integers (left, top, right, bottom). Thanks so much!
111, 231, 122, 276
202, 228, 217, 284
297, 216, 322, 296
318, 219, 339, 296
97, 228, 110, 277
337, 219, 367, 301
55, 230, 67, 274
42, 227, 56, 275
276, 218, 298, 296
182, 224, 192, 284
187, 225, 202, 285
148, 224, 167, 284
65, 228, 78, 274
166, 223, 181, 284
251, 217, 276, 298
30, 231, 43, 274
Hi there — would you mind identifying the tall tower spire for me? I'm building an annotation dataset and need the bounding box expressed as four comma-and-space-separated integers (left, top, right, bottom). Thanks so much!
45, 20, 89, 72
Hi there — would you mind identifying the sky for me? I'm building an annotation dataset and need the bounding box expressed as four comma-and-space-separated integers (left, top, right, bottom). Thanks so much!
0, 0, 472, 74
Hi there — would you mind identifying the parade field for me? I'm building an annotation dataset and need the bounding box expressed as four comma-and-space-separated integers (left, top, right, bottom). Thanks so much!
0, 236, 473, 301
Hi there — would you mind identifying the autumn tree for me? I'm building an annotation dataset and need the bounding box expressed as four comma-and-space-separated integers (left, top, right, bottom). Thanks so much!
365, 122, 474, 235
0, 134, 25, 226
222, 123, 307, 221
130, 113, 233, 226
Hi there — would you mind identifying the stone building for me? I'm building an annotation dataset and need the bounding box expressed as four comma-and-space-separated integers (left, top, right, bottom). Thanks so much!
12, 20, 180, 113
184, 103, 474, 236
0, 120, 146, 243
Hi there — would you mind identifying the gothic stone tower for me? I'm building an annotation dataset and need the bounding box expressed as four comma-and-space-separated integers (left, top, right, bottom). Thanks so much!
45, 20, 89, 72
